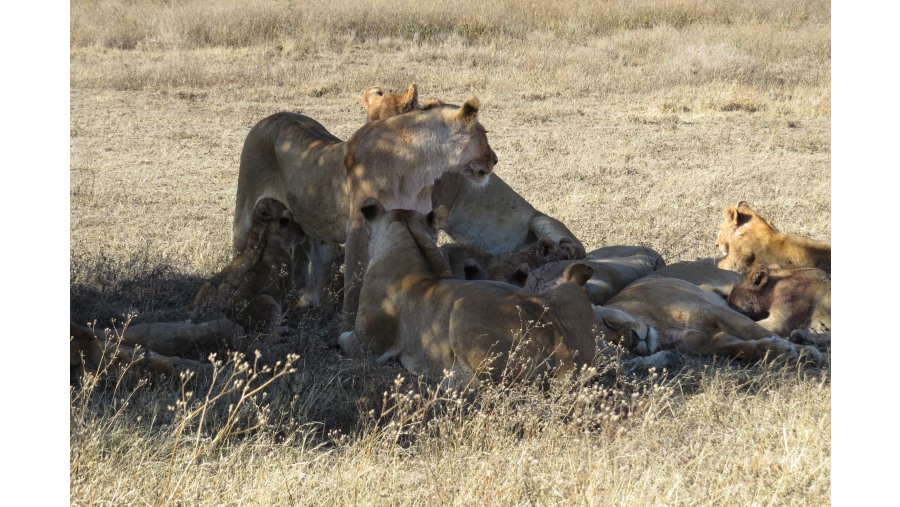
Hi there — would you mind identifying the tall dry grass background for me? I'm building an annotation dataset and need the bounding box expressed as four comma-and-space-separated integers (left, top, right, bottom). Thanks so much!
70, 0, 831, 505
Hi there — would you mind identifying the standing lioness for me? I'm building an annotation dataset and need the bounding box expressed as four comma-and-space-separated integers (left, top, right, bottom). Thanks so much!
362, 84, 587, 258
234, 99, 497, 332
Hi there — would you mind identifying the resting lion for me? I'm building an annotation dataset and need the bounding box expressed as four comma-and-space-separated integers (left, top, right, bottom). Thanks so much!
643, 259, 742, 298
338, 198, 603, 388
715, 201, 831, 275
727, 266, 831, 347
362, 84, 587, 258
233, 98, 497, 332
524, 245, 664, 305
595, 276, 821, 364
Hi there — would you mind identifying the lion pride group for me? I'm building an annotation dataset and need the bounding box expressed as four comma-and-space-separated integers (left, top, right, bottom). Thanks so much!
71, 84, 831, 386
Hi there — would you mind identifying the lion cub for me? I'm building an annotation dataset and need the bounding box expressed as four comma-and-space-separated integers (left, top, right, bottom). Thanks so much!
190, 198, 296, 320
715, 201, 830, 275
225, 201, 305, 332
727, 265, 831, 347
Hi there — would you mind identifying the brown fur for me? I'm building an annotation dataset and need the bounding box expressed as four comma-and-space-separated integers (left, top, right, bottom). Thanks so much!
595, 277, 821, 363
644, 259, 742, 298
715, 201, 831, 274
233, 99, 497, 333
362, 84, 419, 122
525, 246, 664, 305
727, 266, 831, 346
338, 199, 599, 389
440, 237, 577, 286
191, 199, 298, 318
362, 84, 587, 259
226, 205, 305, 332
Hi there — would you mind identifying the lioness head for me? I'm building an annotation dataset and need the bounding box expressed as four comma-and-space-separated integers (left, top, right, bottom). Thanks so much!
361, 197, 452, 279
362, 86, 497, 185
592, 305, 659, 356
445, 97, 498, 185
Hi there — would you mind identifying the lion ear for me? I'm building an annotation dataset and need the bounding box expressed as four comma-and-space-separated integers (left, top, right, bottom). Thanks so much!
255, 198, 278, 221
751, 268, 768, 286
400, 83, 419, 113
456, 96, 480, 122
735, 208, 754, 227
723, 204, 738, 223
562, 262, 594, 286
360, 197, 384, 222
363, 87, 382, 107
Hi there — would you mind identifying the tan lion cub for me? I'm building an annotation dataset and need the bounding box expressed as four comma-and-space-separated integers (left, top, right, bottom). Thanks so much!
715, 201, 831, 275
338, 198, 598, 389
191, 198, 298, 319
226, 203, 305, 332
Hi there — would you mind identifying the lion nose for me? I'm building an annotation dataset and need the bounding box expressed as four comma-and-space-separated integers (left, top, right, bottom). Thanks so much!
489, 147, 498, 166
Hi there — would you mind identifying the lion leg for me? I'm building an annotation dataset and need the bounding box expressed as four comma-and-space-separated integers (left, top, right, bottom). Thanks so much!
116, 318, 244, 356
338, 330, 368, 358
790, 328, 831, 347
297, 240, 342, 309
754, 314, 793, 338
340, 218, 369, 333
233, 204, 255, 255
292, 239, 313, 300
188, 280, 217, 319
528, 215, 587, 259
704, 331, 805, 362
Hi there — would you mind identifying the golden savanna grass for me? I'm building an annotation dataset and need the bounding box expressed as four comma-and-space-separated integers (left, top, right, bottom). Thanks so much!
70, 0, 830, 504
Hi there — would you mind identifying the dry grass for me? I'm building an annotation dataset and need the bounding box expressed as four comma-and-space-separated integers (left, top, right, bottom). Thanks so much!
70, 0, 831, 505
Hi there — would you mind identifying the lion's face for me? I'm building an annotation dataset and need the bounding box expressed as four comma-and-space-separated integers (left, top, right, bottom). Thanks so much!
727, 267, 771, 319
362, 87, 498, 185
449, 114, 497, 186
715, 202, 757, 257
593, 306, 659, 355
